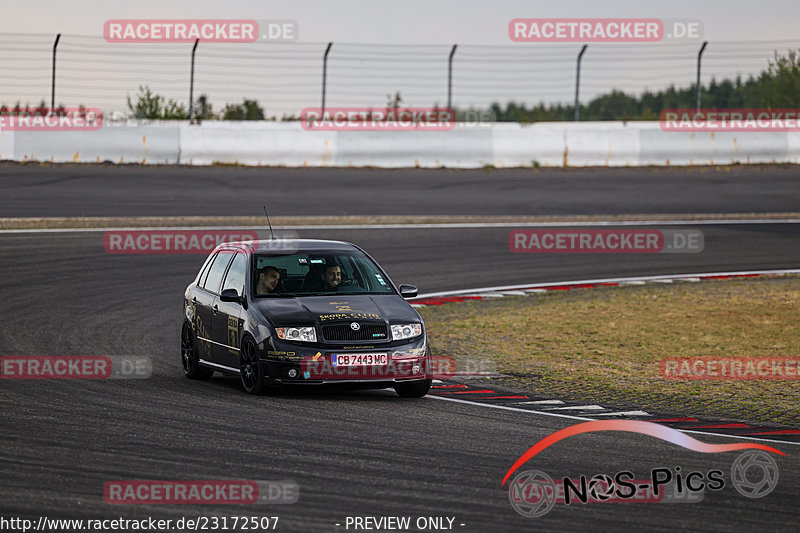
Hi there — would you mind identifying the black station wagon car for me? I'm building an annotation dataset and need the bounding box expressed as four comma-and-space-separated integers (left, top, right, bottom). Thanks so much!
181, 239, 431, 397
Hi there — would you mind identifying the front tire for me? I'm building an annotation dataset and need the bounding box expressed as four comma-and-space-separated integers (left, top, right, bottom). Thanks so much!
181, 324, 213, 380
240, 337, 266, 395
394, 378, 432, 398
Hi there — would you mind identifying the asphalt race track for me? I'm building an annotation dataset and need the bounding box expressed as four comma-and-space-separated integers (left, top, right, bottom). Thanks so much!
1, 165, 799, 532
1, 164, 799, 217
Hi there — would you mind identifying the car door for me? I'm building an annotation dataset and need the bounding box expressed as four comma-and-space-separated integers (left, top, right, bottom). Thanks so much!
195, 250, 234, 365
212, 251, 247, 370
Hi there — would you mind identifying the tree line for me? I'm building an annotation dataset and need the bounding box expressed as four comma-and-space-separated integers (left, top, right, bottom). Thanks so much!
490, 50, 800, 122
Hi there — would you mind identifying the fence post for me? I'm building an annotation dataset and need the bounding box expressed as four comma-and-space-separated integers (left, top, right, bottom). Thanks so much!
51, 34, 61, 112
321, 42, 333, 115
447, 44, 457, 110
188, 39, 199, 121
696, 41, 708, 112
574, 44, 587, 121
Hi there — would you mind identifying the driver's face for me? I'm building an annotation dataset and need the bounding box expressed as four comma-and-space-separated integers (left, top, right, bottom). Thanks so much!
259, 270, 280, 292
323, 266, 341, 288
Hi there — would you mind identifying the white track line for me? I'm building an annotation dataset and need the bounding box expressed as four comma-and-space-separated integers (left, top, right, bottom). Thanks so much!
595, 411, 651, 417
429, 396, 800, 446
544, 405, 606, 411
1, 218, 800, 234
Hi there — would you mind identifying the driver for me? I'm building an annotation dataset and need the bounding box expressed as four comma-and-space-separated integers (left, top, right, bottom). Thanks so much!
257, 266, 281, 294
321, 264, 342, 291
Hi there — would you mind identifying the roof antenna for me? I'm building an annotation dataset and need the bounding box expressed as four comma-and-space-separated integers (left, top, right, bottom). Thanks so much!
263, 205, 275, 242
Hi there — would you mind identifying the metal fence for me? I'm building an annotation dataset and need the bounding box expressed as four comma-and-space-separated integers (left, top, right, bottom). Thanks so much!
1, 32, 798, 119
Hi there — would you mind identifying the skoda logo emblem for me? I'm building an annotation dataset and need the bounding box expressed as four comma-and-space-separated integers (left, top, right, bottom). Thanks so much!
350, 322, 361, 331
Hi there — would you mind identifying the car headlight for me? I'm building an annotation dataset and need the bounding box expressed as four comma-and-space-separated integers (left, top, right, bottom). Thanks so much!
391, 323, 422, 341
276, 327, 317, 343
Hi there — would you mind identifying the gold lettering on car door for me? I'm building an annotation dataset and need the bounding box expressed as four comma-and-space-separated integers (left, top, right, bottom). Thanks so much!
228, 315, 240, 352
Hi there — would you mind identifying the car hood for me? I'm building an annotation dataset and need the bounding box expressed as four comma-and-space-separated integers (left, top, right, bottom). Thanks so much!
253, 294, 420, 327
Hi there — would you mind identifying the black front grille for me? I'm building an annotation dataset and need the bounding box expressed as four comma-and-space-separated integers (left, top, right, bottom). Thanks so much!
322, 323, 388, 342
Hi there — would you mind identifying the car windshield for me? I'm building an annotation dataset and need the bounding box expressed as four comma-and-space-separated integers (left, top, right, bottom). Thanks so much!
252, 249, 396, 297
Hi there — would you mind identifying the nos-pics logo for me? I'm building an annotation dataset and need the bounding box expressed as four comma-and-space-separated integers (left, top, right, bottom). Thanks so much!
502, 420, 782, 518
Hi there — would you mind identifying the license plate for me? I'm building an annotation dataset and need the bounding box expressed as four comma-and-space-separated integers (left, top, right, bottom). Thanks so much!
332, 353, 388, 367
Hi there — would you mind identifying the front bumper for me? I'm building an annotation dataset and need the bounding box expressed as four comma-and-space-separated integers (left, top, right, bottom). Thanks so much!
259, 336, 429, 385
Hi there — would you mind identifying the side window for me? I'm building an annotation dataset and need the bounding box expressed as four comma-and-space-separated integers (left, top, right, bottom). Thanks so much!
202, 251, 234, 294
197, 253, 217, 286
344, 256, 365, 287
221, 253, 247, 295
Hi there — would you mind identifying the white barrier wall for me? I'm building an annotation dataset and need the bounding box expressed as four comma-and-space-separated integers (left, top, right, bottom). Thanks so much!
335, 128, 494, 167
639, 129, 788, 166
10, 123, 180, 164
491, 123, 566, 167
0, 129, 13, 160
2, 120, 799, 167
179, 122, 335, 166
788, 133, 800, 164
564, 123, 642, 166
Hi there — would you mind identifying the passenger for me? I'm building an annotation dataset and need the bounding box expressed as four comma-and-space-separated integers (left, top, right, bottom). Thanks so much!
256, 266, 281, 294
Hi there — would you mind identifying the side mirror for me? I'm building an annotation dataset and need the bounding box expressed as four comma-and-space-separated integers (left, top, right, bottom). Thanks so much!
399, 284, 418, 299
220, 288, 243, 304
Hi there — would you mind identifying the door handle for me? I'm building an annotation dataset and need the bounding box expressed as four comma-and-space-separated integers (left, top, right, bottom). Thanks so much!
212, 304, 218, 315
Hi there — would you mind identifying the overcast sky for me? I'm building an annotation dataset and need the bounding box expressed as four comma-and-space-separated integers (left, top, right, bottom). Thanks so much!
4, 0, 800, 43
2, 0, 799, 116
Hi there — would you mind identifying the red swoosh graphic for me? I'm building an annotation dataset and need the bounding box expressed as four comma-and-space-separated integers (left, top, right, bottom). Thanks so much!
501, 420, 785, 486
